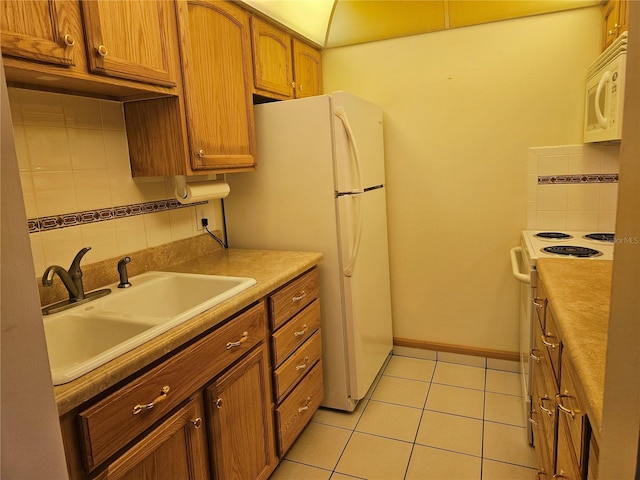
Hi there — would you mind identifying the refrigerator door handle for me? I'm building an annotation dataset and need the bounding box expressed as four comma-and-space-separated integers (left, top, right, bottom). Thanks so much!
334, 107, 364, 194
343, 195, 363, 277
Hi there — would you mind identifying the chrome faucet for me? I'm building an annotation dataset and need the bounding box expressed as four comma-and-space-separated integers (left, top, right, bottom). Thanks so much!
42, 247, 91, 303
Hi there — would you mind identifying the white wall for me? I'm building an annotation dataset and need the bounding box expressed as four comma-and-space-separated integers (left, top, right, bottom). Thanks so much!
322, 7, 602, 352
1, 63, 68, 479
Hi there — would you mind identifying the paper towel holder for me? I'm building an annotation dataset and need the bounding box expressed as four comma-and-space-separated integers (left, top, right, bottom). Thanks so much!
174, 175, 189, 201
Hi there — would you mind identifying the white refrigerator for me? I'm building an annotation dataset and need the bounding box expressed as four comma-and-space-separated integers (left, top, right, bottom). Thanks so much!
224, 92, 393, 412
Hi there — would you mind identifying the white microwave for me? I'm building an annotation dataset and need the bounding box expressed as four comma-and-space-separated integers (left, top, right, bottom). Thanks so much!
584, 31, 627, 143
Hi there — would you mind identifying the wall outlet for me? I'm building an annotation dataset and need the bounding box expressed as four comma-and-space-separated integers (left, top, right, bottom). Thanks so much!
196, 210, 207, 231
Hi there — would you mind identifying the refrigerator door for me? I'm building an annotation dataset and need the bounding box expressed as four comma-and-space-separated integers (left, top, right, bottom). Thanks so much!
331, 92, 385, 193
336, 187, 393, 400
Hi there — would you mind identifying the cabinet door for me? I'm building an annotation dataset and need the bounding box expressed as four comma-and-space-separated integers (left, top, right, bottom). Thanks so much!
95, 395, 210, 480
602, 0, 621, 50
251, 16, 293, 98
292, 38, 321, 98
206, 345, 276, 480
80, 0, 176, 87
1, 0, 77, 66
178, 0, 256, 172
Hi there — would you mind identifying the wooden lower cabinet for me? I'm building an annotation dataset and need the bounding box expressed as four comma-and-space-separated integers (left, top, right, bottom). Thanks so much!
94, 395, 210, 480
532, 280, 600, 480
205, 345, 276, 480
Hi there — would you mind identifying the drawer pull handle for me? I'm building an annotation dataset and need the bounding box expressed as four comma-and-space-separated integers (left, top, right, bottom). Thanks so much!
132, 386, 170, 415
293, 325, 308, 338
97, 44, 108, 57
532, 298, 546, 309
538, 396, 554, 417
295, 357, 310, 371
297, 396, 311, 413
292, 291, 307, 302
553, 471, 568, 479
226, 331, 248, 349
556, 394, 576, 419
191, 417, 202, 429
215, 397, 223, 409
541, 334, 558, 349
530, 349, 541, 363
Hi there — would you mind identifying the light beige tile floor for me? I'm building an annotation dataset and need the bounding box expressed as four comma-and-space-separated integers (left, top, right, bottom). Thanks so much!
270, 353, 538, 480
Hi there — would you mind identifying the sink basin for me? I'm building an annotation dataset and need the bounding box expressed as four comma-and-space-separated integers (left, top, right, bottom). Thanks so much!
43, 271, 256, 385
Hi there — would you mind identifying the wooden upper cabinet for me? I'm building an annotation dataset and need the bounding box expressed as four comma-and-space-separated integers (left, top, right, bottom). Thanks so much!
1, 0, 78, 66
602, 0, 628, 51
80, 0, 176, 87
251, 16, 294, 98
292, 38, 321, 98
177, 0, 256, 172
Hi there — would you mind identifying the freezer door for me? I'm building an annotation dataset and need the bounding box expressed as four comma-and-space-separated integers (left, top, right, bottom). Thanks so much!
331, 92, 385, 193
337, 187, 393, 400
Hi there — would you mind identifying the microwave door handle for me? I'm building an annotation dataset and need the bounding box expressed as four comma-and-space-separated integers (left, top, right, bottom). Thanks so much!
595, 70, 611, 128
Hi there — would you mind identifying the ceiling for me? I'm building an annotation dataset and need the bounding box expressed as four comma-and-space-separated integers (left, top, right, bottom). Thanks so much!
241, 0, 600, 48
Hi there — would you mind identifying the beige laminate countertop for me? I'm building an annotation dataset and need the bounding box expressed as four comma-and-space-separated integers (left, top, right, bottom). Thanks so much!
54, 248, 323, 416
536, 258, 612, 437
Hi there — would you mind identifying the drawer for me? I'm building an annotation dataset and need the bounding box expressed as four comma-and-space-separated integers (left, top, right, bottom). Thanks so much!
79, 302, 267, 470
271, 300, 321, 368
541, 308, 562, 383
557, 359, 585, 466
269, 268, 319, 331
273, 329, 322, 403
275, 360, 323, 457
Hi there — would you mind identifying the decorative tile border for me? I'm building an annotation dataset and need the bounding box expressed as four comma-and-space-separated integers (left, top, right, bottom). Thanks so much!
27, 198, 207, 234
538, 173, 619, 185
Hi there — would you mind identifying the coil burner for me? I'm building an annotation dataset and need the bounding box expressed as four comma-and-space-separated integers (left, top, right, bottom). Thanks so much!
534, 232, 573, 240
542, 245, 603, 258
583, 233, 615, 243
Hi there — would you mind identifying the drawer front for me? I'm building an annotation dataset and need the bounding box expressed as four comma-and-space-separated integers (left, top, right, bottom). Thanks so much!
271, 300, 321, 367
557, 360, 585, 466
273, 329, 322, 403
269, 268, 319, 331
541, 310, 562, 383
275, 360, 323, 457
79, 302, 267, 470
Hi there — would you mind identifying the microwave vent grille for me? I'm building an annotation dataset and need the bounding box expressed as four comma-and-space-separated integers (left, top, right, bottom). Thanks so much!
588, 31, 628, 77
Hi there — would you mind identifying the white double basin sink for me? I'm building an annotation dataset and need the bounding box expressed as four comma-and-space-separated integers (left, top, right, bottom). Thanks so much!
43, 271, 256, 385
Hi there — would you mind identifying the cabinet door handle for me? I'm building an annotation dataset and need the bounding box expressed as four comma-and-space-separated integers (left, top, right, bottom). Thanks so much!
553, 471, 568, 479
292, 291, 307, 302
556, 393, 576, 419
132, 386, 170, 415
541, 334, 558, 349
226, 331, 248, 349
297, 396, 311, 413
295, 356, 310, 371
97, 44, 108, 57
293, 324, 308, 338
197, 149, 206, 158
63, 34, 75, 47
215, 397, 223, 409
191, 417, 202, 429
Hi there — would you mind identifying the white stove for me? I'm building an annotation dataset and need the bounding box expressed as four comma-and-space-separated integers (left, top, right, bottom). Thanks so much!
511, 230, 615, 445
521, 230, 615, 267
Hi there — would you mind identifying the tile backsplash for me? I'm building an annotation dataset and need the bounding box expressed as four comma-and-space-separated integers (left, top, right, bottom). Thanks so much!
9, 88, 221, 276
527, 144, 620, 231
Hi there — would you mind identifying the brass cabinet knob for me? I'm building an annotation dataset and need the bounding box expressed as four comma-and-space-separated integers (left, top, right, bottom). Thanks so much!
63, 34, 75, 47
97, 45, 108, 57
